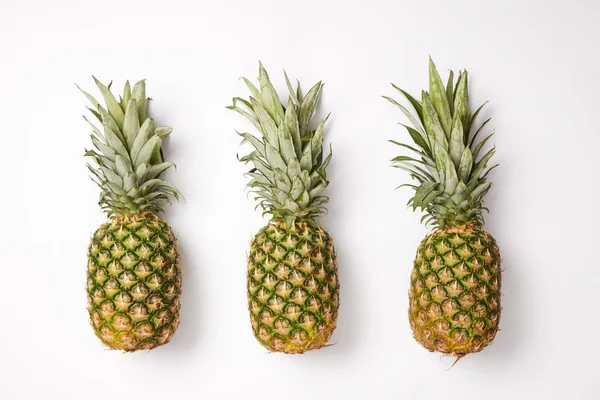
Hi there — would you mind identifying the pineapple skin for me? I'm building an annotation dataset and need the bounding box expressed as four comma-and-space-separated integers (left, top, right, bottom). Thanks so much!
409, 225, 501, 356
247, 220, 339, 353
86, 213, 182, 352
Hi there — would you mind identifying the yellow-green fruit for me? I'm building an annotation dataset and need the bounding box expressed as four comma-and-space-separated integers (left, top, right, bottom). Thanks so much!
86, 213, 182, 352
409, 225, 501, 356
247, 220, 339, 353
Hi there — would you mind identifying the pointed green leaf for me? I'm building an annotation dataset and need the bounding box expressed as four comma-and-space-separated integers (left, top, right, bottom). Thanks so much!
412, 182, 438, 210
93, 76, 125, 129
284, 71, 299, 105
123, 171, 137, 192
76, 84, 100, 109
265, 142, 286, 171
469, 117, 492, 148
383, 95, 426, 138
429, 57, 452, 136
258, 62, 285, 124
284, 98, 301, 156
472, 131, 495, 161
242, 77, 261, 102
155, 126, 173, 139
227, 102, 261, 131
277, 123, 296, 164
274, 168, 292, 192
251, 97, 279, 147
299, 81, 322, 138
115, 155, 132, 177
391, 84, 423, 122
121, 81, 131, 112
466, 101, 488, 141
289, 176, 305, 200
458, 147, 473, 183
103, 126, 128, 159
422, 93, 448, 149
300, 139, 312, 170
134, 136, 161, 166
144, 162, 175, 180
446, 70, 455, 114
309, 181, 327, 198
131, 118, 155, 161
453, 71, 469, 127
287, 157, 301, 178
433, 141, 458, 193
122, 99, 140, 149
449, 115, 465, 167
310, 119, 325, 164
100, 166, 123, 186
132, 80, 148, 123
238, 131, 266, 158
470, 182, 492, 201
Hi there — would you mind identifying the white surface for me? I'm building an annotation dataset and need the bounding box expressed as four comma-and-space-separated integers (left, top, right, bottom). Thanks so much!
1, 0, 599, 398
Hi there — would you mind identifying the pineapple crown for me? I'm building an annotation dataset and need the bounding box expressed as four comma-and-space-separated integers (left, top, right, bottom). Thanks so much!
228, 63, 332, 228
384, 58, 497, 229
79, 78, 180, 217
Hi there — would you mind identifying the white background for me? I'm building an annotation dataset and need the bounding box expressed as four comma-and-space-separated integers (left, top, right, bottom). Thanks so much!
1, 0, 599, 399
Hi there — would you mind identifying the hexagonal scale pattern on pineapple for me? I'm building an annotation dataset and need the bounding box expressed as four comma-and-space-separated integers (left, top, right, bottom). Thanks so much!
86, 213, 182, 352
409, 225, 501, 356
247, 220, 339, 354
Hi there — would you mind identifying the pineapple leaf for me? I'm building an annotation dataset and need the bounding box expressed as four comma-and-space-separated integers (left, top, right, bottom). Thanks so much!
122, 99, 140, 149
412, 182, 438, 210
115, 155, 132, 177
258, 62, 285, 124
453, 71, 469, 126
284, 98, 301, 156
277, 123, 296, 164
449, 115, 465, 167
472, 131, 495, 162
238, 131, 266, 158
284, 71, 299, 105
458, 147, 473, 183
383, 95, 426, 139
155, 126, 173, 139
428, 57, 452, 136
466, 101, 488, 142
130, 119, 155, 162
251, 97, 279, 148
274, 168, 292, 192
469, 117, 492, 148
446, 70, 455, 114
242, 77, 261, 102
299, 81, 322, 138
265, 142, 287, 171
134, 136, 162, 166
391, 84, 424, 122
131, 80, 148, 123
401, 124, 432, 158
422, 93, 448, 149
93, 76, 125, 129
121, 81, 131, 112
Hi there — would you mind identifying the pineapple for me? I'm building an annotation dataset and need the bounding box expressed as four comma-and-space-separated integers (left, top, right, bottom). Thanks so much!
385, 58, 501, 358
228, 63, 339, 353
79, 78, 182, 351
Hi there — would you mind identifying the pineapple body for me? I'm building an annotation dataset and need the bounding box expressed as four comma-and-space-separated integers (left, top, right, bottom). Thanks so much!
409, 225, 501, 356
248, 220, 339, 353
87, 213, 182, 351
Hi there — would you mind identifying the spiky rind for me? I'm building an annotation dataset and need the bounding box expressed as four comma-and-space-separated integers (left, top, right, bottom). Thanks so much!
86, 213, 182, 351
229, 63, 332, 227
247, 220, 339, 353
386, 58, 497, 229
409, 225, 501, 356
80, 78, 180, 217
